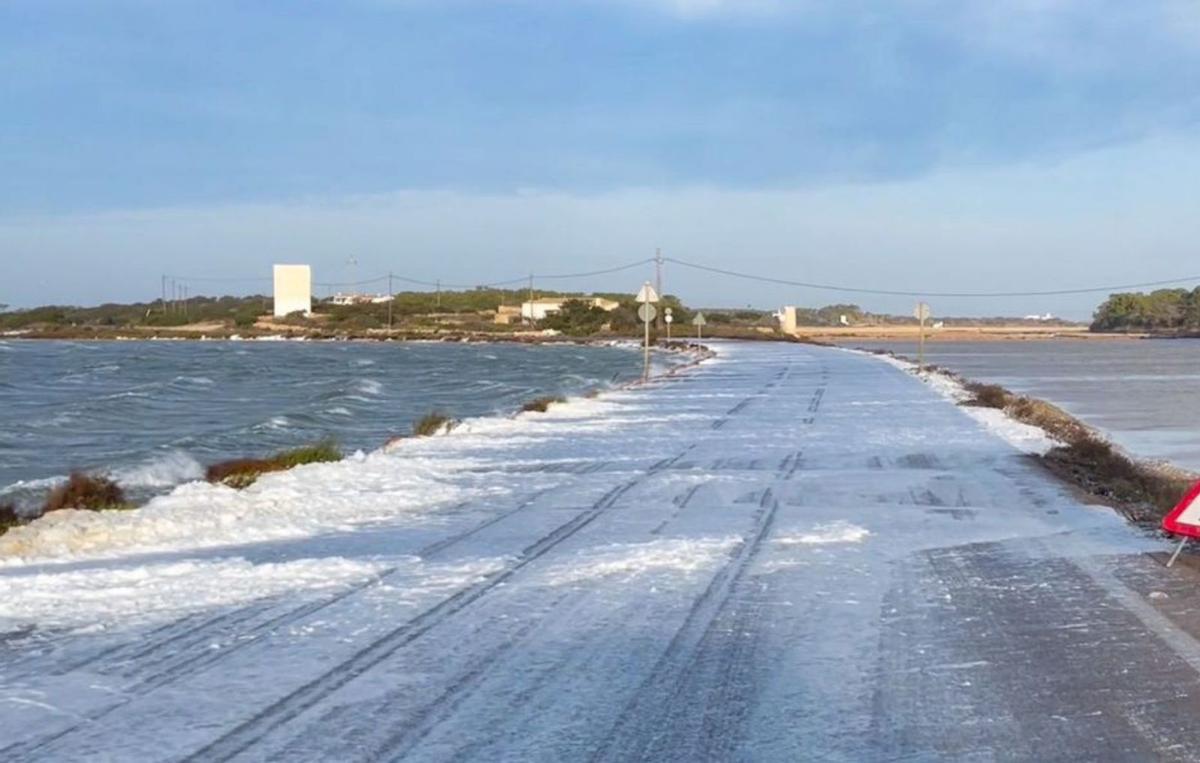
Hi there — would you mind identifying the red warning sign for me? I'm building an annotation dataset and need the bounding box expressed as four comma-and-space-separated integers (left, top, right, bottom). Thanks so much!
1162, 481, 1200, 538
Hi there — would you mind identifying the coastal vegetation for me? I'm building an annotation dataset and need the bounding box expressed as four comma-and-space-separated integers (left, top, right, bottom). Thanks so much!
205, 440, 343, 489
521, 396, 566, 413
1091, 288, 1200, 332
0, 503, 18, 533
0, 473, 132, 536
0, 288, 847, 341
962, 377, 1190, 521
44, 473, 129, 512
413, 412, 454, 436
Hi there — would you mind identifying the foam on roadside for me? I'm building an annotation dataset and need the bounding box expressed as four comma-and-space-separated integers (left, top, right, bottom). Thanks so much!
775, 521, 871, 546
867, 352, 1059, 455
0, 556, 387, 632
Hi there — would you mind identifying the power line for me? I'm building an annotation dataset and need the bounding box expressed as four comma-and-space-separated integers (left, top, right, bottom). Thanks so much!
665, 257, 1200, 298
164, 274, 272, 283
163, 257, 655, 299
532, 258, 657, 280
314, 275, 391, 289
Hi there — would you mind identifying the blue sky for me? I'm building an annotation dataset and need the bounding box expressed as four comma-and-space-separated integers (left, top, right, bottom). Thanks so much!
3, 0, 1200, 317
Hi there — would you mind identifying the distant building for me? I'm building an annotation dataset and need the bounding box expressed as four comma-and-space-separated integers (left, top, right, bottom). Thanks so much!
778, 306, 799, 334
273, 265, 312, 317
329, 292, 391, 306
1023, 313, 1058, 322
520, 297, 620, 322
494, 305, 523, 325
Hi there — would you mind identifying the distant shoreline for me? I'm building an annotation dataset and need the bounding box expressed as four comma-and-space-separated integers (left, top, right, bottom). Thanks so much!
801, 325, 1145, 343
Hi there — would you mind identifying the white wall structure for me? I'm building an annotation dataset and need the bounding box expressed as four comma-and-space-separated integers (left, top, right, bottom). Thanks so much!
779, 305, 799, 334
273, 264, 312, 317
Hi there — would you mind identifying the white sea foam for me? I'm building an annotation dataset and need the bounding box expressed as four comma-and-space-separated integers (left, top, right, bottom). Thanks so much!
110, 450, 205, 489
867, 351, 1059, 456
542, 537, 738, 585
355, 378, 384, 396
0, 556, 387, 631
775, 521, 871, 546
0, 450, 492, 564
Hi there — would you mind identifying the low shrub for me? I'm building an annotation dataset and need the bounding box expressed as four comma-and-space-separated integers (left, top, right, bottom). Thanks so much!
963, 382, 1010, 409
1007, 396, 1092, 445
44, 472, 126, 512
206, 440, 342, 489
413, 411, 453, 437
0, 502, 19, 534
1040, 435, 1193, 522
521, 396, 566, 413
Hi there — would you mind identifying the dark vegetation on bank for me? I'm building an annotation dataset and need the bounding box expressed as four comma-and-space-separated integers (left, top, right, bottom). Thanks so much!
959, 376, 1193, 524
0, 473, 132, 536
412, 412, 454, 437
205, 440, 343, 489
1091, 288, 1200, 333
0, 286, 875, 343
856, 346, 1194, 524
521, 396, 567, 413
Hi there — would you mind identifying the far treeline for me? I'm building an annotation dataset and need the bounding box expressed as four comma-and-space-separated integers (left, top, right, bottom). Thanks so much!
0, 288, 782, 338
1091, 288, 1200, 332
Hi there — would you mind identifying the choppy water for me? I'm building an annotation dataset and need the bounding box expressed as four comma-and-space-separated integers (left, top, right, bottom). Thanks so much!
850, 339, 1200, 472
0, 339, 651, 507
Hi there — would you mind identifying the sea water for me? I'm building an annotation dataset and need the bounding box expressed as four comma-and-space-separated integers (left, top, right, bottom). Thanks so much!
850, 338, 1200, 472
0, 339, 651, 506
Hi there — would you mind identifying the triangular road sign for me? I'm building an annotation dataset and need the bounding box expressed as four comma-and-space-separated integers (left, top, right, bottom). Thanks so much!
636, 283, 659, 303
1164, 480, 1200, 538
692, 312, 707, 326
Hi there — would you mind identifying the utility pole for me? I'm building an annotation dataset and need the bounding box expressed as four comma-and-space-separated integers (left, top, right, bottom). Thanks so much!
387, 272, 394, 332
655, 248, 664, 330
346, 256, 358, 293
528, 273, 534, 304
161, 275, 167, 313
436, 279, 441, 309
914, 302, 931, 372
170, 279, 177, 314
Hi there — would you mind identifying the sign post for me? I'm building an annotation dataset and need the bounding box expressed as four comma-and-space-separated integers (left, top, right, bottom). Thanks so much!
636, 282, 660, 380
1162, 481, 1200, 566
693, 311, 706, 339
914, 302, 932, 372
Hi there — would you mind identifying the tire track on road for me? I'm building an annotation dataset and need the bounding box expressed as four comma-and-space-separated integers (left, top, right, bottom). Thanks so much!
180, 477, 650, 762
590, 487, 781, 762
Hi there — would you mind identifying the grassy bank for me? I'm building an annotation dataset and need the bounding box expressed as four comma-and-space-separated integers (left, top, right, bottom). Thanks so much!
206, 441, 343, 489
958, 380, 1194, 523
860, 347, 1194, 525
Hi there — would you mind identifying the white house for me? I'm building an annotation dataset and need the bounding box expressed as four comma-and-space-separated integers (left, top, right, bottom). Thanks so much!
520, 297, 621, 322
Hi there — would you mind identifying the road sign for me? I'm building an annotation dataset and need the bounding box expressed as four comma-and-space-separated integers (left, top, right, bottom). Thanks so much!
636, 282, 660, 304
1164, 482, 1200, 538
1163, 480, 1200, 565
914, 303, 931, 321
637, 303, 657, 323
692, 312, 707, 326
664, 313, 673, 324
